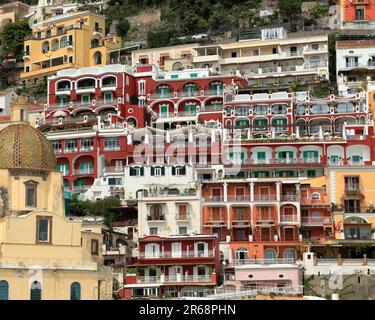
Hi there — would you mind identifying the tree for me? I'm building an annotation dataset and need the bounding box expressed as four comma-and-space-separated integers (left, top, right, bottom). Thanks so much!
277, 0, 302, 17
0, 19, 31, 60
116, 18, 130, 37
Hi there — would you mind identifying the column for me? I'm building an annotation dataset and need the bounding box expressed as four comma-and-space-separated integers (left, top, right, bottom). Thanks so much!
276, 181, 281, 202
249, 182, 254, 202
223, 182, 228, 202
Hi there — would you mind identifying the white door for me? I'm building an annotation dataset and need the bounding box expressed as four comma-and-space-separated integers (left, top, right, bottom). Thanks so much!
171, 242, 182, 258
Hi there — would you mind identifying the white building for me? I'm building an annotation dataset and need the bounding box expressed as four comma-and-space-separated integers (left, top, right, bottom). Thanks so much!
193, 27, 329, 90
336, 37, 375, 96
0, 89, 17, 116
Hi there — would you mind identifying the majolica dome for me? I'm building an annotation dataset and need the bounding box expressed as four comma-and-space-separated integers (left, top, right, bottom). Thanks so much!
0, 96, 56, 171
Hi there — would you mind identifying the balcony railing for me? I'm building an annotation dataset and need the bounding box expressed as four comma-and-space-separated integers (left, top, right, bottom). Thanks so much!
147, 214, 165, 221
202, 105, 224, 112
178, 91, 200, 97
139, 250, 215, 259
204, 196, 224, 202
280, 215, 298, 223
104, 166, 124, 174
205, 214, 226, 223
231, 258, 296, 265
345, 183, 360, 191
227, 195, 251, 202
253, 195, 277, 201
136, 275, 212, 284
301, 216, 331, 224
73, 168, 94, 175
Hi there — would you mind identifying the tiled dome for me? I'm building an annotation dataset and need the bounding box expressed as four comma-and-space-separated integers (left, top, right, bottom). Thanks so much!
0, 123, 56, 171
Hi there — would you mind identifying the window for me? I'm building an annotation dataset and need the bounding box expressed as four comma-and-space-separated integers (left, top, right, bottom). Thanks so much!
159, 105, 169, 118
91, 239, 99, 255
108, 178, 122, 185
81, 94, 90, 105
179, 227, 188, 235
172, 166, 186, 176
149, 228, 158, 235
129, 167, 144, 176
307, 170, 316, 178
36, 216, 51, 243
0, 281, 9, 300
70, 282, 81, 300
190, 73, 198, 78
151, 166, 165, 176
25, 66, 30, 73
345, 176, 359, 190
30, 281, 41, 300
355, 8, 365, 20
177, 204, 188, 220
231, 51, 237, 58
80, 138, 93, 152
272, 47, 277, 54
45, 29, 51, 37
25, 181, 38, 207
149, 204, 163, 220
171, 74, 178, 79
104, 137, 120, 151
290, 46, 297, 56
104, 92, 113, 103
64, 139, 77, 153
311, 192, 320, 200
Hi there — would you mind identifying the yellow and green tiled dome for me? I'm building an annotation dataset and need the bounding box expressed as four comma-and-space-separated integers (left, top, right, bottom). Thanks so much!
0, 123, 56, 171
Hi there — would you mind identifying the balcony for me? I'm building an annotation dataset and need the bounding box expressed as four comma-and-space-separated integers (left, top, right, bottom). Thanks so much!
204, 90, 223, 96
281, 195, 300, 202
147, 214, 165, 222
231, 258, 296, 266
175, 213, 190, 221
204, 196, 224, 202
227, 195, 251, 202
73, 168, 94, 176
280, 215, 298, 223
104, 166, 124, 174
231, 213, 250, 226
345, 183, 360, 192
301, 216, 331, 225
64, 147, 78, 154
253, 195, 277, 202
139, 250, 215, 259
148, 92, 173, 100
76, 85, 96, 94
80, 146, 94, 152
255, 214, 275, 224
136, 274, 212, 284
205, 214, 226, 225
101, 82, 117, 92
177, 91, 200, 98
201, 105, 224, 112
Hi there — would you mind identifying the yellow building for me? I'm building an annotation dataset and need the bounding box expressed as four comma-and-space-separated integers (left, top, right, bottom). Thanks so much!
327, 167, 375, 242
21, 11, 121, 85
131, 43, 200, 71
0, 96, 112, 300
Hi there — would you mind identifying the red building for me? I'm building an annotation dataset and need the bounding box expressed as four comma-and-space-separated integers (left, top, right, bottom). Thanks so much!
120, 235, 220, 299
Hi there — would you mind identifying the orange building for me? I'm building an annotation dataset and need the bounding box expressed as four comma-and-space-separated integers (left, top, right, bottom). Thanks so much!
339, 0, 375, 29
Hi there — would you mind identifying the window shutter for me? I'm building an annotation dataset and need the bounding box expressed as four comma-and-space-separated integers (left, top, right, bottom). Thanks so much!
151, 167, 155, 176
129, 167, 134, 176
181, 166, 186, 175
161, 166, 165, 175
140, 167, 144, 176
172, 166, 176, 175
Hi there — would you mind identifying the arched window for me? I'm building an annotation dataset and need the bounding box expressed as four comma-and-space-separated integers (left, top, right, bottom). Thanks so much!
264, 248, 277, 262
41, 41, 49, 54
93, 51, 102, 65
283, 248, 296, 262
172, 61, 183, 71
311, 192, 320, 200
51, 39, 59, 51
70, 282, 81, 300
30, 281, 42, 300
0, 280, 9, 300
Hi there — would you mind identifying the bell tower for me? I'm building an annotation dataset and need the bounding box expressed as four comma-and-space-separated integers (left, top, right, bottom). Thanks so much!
10, 96, 29, 123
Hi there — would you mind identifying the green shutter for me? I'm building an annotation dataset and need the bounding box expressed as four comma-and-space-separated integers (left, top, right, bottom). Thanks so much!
258, 152, 266, 160
151, 167, 155, 175
172, 166, 176, 175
